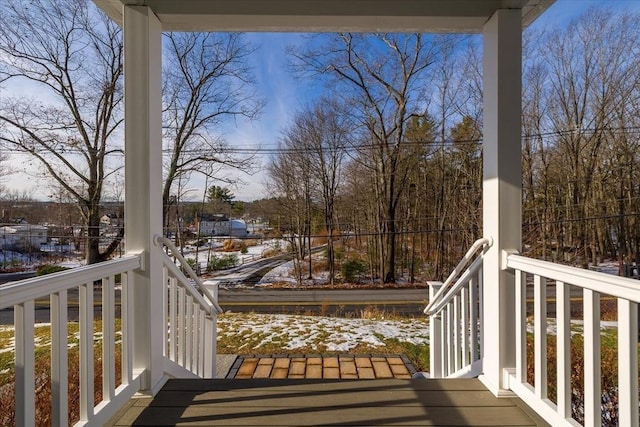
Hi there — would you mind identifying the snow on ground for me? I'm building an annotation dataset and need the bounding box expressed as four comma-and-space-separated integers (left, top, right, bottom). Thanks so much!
56, 258, 84, 269
257, 256, 331, 287
527, 318, 618, 337
217, 312, 621, 354
589, 261, 621, 276
185, 238, 290, 271
217, 312, 430, 352
0, 314, 623, 359
258, 260, 297, 285
0, 323, 121, 354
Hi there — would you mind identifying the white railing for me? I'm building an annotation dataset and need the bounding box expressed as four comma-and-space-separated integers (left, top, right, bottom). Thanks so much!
424, 238, 491, 378
505, 254, 640, 427
0, 254, 142, 427
154, 235, 223, 379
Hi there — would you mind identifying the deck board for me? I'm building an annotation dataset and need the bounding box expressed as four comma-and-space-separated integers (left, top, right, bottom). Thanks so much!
108, 379, 550, 426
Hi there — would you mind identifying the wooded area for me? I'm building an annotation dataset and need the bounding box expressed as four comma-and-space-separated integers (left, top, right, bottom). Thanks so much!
1, 4, 638, 282
265, 8, 640, 283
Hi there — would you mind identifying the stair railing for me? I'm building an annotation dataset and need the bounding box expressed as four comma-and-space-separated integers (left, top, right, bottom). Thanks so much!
154, 235, 223, 378
424, 237, 491, 378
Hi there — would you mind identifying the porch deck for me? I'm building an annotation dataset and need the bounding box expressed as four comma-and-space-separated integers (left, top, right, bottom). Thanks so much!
108, 378, 549, 426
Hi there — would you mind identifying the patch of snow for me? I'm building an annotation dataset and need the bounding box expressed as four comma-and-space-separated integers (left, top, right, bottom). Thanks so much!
257, 261, 297, 285
58, 259, 84, 268
526, 318, 618, 336
217, 313, 430, 352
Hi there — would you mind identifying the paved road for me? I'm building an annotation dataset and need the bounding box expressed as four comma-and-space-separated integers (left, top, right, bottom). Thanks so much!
206, 246, 326, 286
215, 288, 429, 315
0, 287, 429, 324
0, 271, 37, 285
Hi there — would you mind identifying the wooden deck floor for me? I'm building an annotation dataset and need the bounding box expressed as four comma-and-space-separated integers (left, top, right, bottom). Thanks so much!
108, 378, 550, 426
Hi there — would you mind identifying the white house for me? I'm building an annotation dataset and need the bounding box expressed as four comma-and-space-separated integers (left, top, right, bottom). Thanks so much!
197, 214, 248, 237
0, 224, 48, 250
100, 213, 122, 227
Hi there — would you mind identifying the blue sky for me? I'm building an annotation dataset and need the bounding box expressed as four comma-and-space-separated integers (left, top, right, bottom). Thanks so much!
3, 0, 640, 202
222, 0, 640, 201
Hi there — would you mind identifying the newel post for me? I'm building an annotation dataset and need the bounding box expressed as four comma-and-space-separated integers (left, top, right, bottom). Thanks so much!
123, 5, 164, 394
481, 8, 522, 396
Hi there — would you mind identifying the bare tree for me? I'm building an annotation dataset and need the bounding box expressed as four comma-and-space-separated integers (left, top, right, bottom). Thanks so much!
0, 149, 11, 198
162, 32, 263, 232
275, 98, 348, 285
0, 0, 123, 264
290, 33, 438, 282
267, 146, 313, 285
541, 8, 640, 267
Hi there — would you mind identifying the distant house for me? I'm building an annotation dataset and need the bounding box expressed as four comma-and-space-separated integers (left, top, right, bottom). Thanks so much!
227, 220, 249, 237
0, 224, 48, 250
100, 213, 122, 227
195, 213, 248, 238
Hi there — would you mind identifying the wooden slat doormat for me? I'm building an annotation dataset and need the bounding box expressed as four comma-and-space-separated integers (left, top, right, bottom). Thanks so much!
226, 354, 417, 379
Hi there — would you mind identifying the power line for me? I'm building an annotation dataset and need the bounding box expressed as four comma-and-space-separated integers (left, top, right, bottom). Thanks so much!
524, 212, 640, 227
2, 126, 639, 156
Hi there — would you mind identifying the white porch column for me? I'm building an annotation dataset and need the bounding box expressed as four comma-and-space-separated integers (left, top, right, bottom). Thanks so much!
123, 6, 164, 394
481, 9, 522, 396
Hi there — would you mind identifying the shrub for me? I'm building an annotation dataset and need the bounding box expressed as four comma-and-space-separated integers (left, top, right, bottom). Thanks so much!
222, 239, 234, 251
333, 245, 344, 261
194, 239, 208, 247
261, 248, 280, 258
262, 240, 285, 258
342, 258, 367, 282
36, 264, 70, 276
185, 258, 198, 271
207, 254, 238, 271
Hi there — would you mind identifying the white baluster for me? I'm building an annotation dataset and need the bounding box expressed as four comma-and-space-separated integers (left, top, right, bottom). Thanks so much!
79, 282, 94, 421
534, 275, 547, 399
441, 305, 448, 375
51, 291, 68, 427
103, 276, 115, 402
186, 295, 193, 370
204, 315, 215, 378
178, 286, 186, 366
122, 271, 134, 385
162, 266, 168, 357
515, 270, 526, 383
461, 283, 470, 367
583, 289, 601, 426
617, 299, 638, 426
15, 300, 35, 427
453, 295, 460, 372
470, 275, 479, 363
556, 281, 571, 419
169, 277, 177, 361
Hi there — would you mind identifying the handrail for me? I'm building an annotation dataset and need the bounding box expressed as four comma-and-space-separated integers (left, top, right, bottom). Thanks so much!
154, 235, 224, 314
423, 237, 491, 315
0, 254, 143, 426
505, 252, 639, 426
0, 255, 141, 309
425, 255, 483, 316
507, 254, 640, 302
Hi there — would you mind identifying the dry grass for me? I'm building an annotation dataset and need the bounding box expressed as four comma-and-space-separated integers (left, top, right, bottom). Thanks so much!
524, 332, 636, 425
0, 321, 122, 426
216, 310, 430, 371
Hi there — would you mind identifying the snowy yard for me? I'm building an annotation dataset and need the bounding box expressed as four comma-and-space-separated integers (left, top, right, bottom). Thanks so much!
217, 312, 430, 352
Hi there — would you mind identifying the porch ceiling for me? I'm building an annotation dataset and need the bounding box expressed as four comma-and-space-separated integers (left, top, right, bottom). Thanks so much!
93, 0, 554, 32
